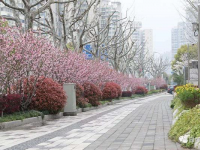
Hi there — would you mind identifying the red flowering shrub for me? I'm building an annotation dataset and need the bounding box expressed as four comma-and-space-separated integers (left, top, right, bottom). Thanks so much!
132, 88, 137, 94
76, 84, 89, 108
135, 86, 148, 95
83, 82, 102, 106
0, 94, 25, 116
111, 82, 122, 98
122, 91, 132, 97
76, 84, 84, 99
160, 84, 168, 90
4, 94, 24, 114
102, 82, 118, 100
29, 77, 67, 114
77, 97, 89, 108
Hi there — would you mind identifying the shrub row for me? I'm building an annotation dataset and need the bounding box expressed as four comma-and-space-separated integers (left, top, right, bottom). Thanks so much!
29, 77, 67, 114
160, 84, 168, 90
0, 94, 22, 116
122, 91, 132, 97
83, 82, 102, 106
0, 77, 67, 116
76, 82, 122, 108
135, 86, 148, 95
76, 84, 89, 108
102, 82, 122, 100
1, 79, 147, 116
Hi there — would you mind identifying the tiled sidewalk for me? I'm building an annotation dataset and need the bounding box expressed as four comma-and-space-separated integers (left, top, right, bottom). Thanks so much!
85, 95, 183, 150
0, 94, 187, 150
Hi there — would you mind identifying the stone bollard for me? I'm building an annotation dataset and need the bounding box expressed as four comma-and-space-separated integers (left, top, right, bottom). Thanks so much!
63, 83, 77, 116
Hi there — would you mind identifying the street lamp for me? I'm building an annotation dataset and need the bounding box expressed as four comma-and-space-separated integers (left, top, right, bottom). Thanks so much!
192, 22, 199, 37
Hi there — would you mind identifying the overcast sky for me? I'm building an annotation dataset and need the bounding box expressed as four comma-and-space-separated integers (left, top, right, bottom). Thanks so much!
120, 0, 184, 58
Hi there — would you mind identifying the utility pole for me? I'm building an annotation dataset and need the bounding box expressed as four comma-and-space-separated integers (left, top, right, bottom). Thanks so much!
184, 67, 186, 85
187, 44, 190, 84
198, 4, 200, 88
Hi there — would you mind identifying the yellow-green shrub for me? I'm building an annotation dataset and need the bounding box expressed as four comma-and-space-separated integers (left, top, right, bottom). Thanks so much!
176, 84, 200, 108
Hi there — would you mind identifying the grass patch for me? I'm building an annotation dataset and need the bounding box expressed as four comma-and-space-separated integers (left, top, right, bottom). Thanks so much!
169, 96, 199, 148
100, 101, 109, 105
0, 110, 43, 123
118, 97, 132, 99
171, 97, 188, 117
85, 103, 92, 108
131, 94, 145, 98
169, 107, 200, 148
148, 90, 163, 95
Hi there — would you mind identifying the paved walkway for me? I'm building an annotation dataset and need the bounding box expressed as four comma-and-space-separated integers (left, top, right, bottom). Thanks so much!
0, 94, 189, 150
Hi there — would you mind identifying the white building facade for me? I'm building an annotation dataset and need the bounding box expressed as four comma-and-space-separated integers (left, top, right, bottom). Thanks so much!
99, 0, 122, 37
171, 22, 188, 59
0, 0, 47, 30
132, 21, 154, 58
143, 29, 153, 56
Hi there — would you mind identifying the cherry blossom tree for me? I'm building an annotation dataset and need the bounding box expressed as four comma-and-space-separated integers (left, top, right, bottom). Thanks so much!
151, 78, 167, 89
0, 20, 146, 109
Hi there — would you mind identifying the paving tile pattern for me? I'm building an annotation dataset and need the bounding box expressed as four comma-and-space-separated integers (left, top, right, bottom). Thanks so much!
0, 95, 159, 150
0, 94, 190, 150
85, 95, 190, 150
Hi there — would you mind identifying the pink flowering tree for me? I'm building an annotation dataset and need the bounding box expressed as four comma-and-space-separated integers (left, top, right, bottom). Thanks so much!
0, 19, 149, 110
151, 78, 166, 89
0, 25, 58, 109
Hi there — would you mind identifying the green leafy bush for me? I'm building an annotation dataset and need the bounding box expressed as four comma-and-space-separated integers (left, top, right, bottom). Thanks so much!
176, 84, 200, 108
0, 110, 42, 123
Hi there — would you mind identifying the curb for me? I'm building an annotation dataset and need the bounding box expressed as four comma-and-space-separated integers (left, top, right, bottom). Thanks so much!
0, 112, 63, 130
0, 93, 165, 130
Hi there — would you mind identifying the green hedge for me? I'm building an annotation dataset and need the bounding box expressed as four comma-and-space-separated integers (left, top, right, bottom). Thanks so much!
0, 110, 43, 123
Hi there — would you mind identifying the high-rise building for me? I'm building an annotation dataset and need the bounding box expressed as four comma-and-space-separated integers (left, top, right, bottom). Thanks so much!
171, 22, 188, 59
171, 0, 198, 60
99, 0, 122, 37
132, 22, 143, 48
143, 29, 153, 56
132, 22, 154, 57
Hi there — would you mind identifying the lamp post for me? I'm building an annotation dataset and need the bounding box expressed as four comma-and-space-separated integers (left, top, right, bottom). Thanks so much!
187, 44, 190, 84
192, 4, 200, 88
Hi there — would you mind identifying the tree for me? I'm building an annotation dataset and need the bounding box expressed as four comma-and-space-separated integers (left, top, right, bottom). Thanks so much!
151, 78, 167, 89
172, 44, 197, 72
0, 0, 74, 31
148, 56, 169, 78
173, 72, 184, 85
171, 44, 197, 85
0, 22, 146, 101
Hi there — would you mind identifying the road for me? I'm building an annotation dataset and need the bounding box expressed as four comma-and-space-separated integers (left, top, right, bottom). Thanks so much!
0, 94, 189, 150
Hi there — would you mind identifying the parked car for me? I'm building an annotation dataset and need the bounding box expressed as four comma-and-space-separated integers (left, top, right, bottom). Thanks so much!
167, 86, 174, 94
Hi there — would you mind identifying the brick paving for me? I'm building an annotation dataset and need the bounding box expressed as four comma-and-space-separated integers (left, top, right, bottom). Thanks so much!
85, 95, 185, 150
0, 94, 190, 150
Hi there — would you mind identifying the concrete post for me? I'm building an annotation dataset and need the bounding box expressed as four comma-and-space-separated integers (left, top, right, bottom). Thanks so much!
63, 83, 77, 116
